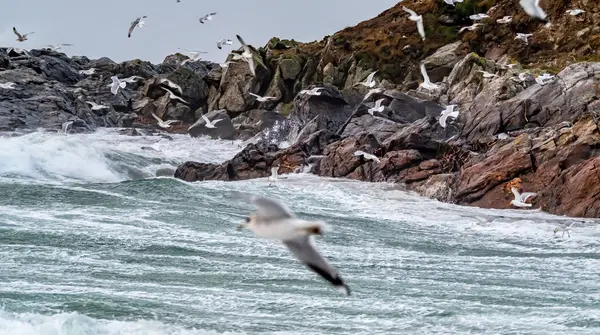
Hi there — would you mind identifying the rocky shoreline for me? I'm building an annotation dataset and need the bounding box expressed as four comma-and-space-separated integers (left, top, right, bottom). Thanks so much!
2, 0, 600, 218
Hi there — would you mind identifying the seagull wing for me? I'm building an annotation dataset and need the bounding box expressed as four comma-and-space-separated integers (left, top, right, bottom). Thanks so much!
448, 110, 460, 118
212, 119, 223, 125
128, 20, 138, 38
12, 27, 23, 39
510, 187, 521, 201
420, 63, 431, 84
210, 12, 217, 15
151, 112, 163, 123
201, 115, 210, 124
353, 150, 366, 157
402, 6, 418, 17
236, 34, 252, 54
416, 18, 426, 40
366, 71, 377, 84
232, 191, 295, 221
284, 236, 350, 296
245, 57, 256, 76
520, 192, 537, 202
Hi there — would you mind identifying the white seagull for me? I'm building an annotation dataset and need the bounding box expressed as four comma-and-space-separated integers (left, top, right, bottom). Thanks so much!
510, 187, 537, 208
0, 82, 17, 89
419, 63, 439, 91
459, 23, 483, 33
519, 0, 547, 20
159, 78, 183, 96
159, 86, 189, 104
515, 33, 533, 44
235, 35, 256, 76
354, 150, 381, 163
151, 112, 180, 129
363, 87, 383, 101
367, 98, 385, 116
554, 222, 575, 238
356, 71, 378, 88
202, 115, 222, 128
122, 75, 143, 83
439, 105, 459, 128
249, 92, 277, 102
180, 50, 207, 65
443, 0, 464, 6
86, 101, 109, 110
109, 76, 126, 95
469, 13, 490, 21
268, 164, 281, 187
299, 87, 324, 96
220, 61, 236, 68
402, 6, 425, 41
128, 16, 147, 38
496, 16, 513, 24
478, 70, 499, 78
217, 39, 233, 50
12, 27, 34, 42
42, 44, 73, 51
199, 12, 217, 24
535, 73, 555, 85
566, 9, 585, 16
233, 192, 350, 295
78, 68, 96, 75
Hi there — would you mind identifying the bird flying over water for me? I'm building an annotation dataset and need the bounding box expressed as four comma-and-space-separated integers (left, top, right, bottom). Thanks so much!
13, 27, 34, 42
151, 112, 180, 129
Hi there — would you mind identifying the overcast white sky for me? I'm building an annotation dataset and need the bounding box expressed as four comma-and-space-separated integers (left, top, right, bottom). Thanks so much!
0, 0, 398, 64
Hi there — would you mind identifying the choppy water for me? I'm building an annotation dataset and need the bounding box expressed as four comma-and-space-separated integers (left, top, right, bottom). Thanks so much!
1, 128, 600, 335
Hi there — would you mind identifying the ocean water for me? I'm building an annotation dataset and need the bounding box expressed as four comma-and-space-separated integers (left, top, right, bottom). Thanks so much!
1, 128, 600, 335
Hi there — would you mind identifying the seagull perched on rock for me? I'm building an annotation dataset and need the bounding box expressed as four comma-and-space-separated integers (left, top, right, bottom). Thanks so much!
199, 12, 217, 24
0, 82, 17, 89
496, 16, 513, 24
249, 92, 277, 102
402, 6, 425, 41
86, 101, 109, 110
510, 187, 537, 208
12, 27, 34, 42
519, 0, 547, 20
235, 34, 256, 76
42, 44, 73, 51
354, 150, 381, 164
159, 86, 188, 104
367, 98, 385, 116
233, 192, 350, 296
439, 105, 459, 128
299, 87, 324, 96
128, 16, 147, 38
217, 39, 233, 50
515, 33, 533, 45
419, 63, 439, 91
109, 76, 126, 95
151, 112, 180, 129
566, 9, 585, 16
78, 68, 96, 75
459, 23, 483, 33
356, 71, 378, 88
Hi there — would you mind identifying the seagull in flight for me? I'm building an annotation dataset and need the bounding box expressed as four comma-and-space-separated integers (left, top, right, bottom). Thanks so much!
217, 39, 233, 49
159, 78, 183, 96
367, 98, 385, 116
496, 16, 513, 24
363, 87, 383, 101
356, 71, 378, 88
86, 101, 109, 110
42, 44, 73, 51
249, 92, 277, 102
12, 27, 34, 42
478, 70, 499, 78
152, 112, 180, 129
443, 0, 464, 6
180, 50, 207, 65
235, 35, 256, 76
201, 115, 222, 128
109, 76, 126, 95
299, 87, 324, 96
354, 150, 381, 164
234, 192, 351, 295
199, 12, 217, 24
402, 6, 425, 41
220, 60, 236, 68
469, 13, 490, 21
121, 75, 143, 83
78, 68, 96, 75
519, 0, 547, 20
515, 33, 533, 45
419, 63, 439, 91
439, 105, 459, 128
0, 82, 17, 89
510, 187, 537, 208
459, 23, 483, 33
128, 16, 147, 38
159, 86, 188, 104
566, 9, 585, 16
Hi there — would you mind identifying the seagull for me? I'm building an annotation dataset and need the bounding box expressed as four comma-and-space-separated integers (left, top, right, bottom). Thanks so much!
510, 187, 537, 208
159, 78, 183, 96
151, 112, 180, 129
356, 71, 378, 88
128, 16, 147, 38
554, 222, 575, 238
459, 23, 483, 33
443, 0, 464, 6
419, 63, 439, 91
121, 75, 143, 83
236, 35, 256, 76
402, 6, 425, 41
519, 0, 547, 20
268, 164, 281, 187
6, 47, 29, 56
535, 73, 555, 85
201, 115, 222, 129
439, 105, 459, 128
233, 192, 350, 296
159, 86, 189, 104
249, 92, 277, 102
469, 13, 490, 21
199, 12, 217, 24
566, 9, 585, 16
78, 68, 96, 75
86, 101, 109, 110
12, 27, 34, 42
0, 82, 17, 89
41, 44, 73, 51
220, 61, 236, 68
496, 16, 513, 24
354, 150, 381, 164
109, 76, 126, 95
515, 33, 533, 44
299, 87, 324, 96
179, 50, 208, 65
367, 98, 385, 116
62, 121, 74, 134
217, 39, 233, 49
363, 87, 383, 101
478, 70, 499, 78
